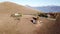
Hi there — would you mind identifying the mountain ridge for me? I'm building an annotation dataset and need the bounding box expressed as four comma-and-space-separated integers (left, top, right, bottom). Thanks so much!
0, 2, 41, 14
31, 6, 60, 13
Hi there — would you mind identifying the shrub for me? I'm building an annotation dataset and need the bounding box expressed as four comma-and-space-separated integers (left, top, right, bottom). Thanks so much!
11, 13, 22, 20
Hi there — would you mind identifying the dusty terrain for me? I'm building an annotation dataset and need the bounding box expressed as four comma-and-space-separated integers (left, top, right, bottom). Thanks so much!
0, 2, 40, 34
0, 14, 37, 34
0, 13, 58, 34
0, 2, 60, 34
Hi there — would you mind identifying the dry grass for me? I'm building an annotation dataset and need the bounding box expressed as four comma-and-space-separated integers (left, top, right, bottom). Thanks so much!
0, 14, 37, 34
0, 13, 60, 34
0, 2, 40, 14
0, 2, 60, 34
0, 2, 40, 34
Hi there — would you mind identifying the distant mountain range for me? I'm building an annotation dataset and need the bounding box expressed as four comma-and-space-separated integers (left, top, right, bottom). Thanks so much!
31, 6, 60, 13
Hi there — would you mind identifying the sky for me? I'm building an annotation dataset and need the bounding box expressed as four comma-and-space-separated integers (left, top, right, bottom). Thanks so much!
0, 0, 60, 7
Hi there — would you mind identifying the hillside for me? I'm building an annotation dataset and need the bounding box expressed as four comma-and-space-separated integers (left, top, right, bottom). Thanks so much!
0, 2, 41, 14
0, 2, 41, 34
0, 2, 60, 34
